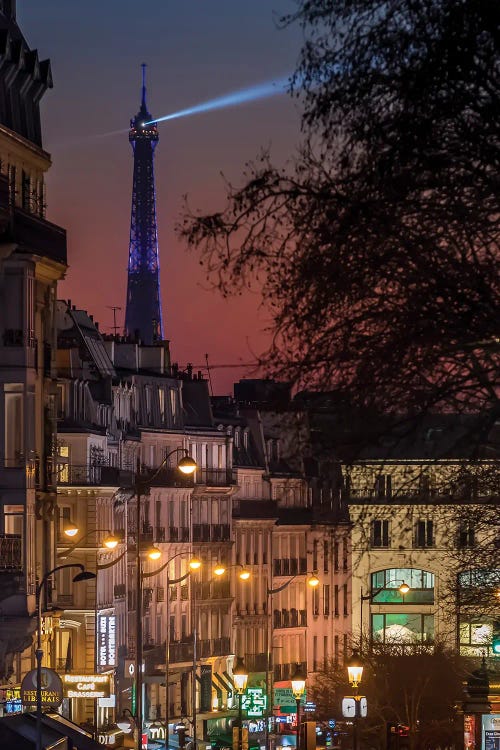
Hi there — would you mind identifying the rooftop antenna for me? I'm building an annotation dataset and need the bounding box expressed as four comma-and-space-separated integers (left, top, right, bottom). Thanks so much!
205, 353, 214, 396
107, 306, 122, 337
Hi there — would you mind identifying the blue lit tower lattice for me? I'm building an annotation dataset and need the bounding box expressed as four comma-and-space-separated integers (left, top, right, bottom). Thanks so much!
125, 64, 164, 344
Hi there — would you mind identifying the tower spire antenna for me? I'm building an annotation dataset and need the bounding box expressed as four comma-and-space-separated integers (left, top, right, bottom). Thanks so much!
141, 62, 147, 109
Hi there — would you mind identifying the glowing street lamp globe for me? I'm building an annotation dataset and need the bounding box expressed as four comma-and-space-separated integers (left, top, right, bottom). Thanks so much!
103, 533, 119, 550
147, 545, 162, 561
346, 651, 364, 689
178, 456, 197, 475
291, 663, 307, 699
233, 657, 249, 694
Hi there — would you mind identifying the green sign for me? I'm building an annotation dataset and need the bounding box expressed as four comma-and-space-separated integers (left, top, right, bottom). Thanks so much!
273, 687, 307, 714
241, 688, 267, 717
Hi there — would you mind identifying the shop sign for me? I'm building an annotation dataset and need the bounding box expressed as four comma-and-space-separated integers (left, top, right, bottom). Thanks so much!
1, 686, 22, 714
274, 685, 306, 714
482, 715, 500, 750
464, 714, 476, 750
62, 674, 110, 699
21, 668, 63, 707
97, 729, 123, 745
98, 615, 116, 669
98, 695, 116, 708
146, 721, 166, 741
247, 719, 266, 734
242, 688, 267, 717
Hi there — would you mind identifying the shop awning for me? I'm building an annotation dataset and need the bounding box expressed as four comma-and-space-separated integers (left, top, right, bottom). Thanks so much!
223, 671, 235, 690
0, 711, 103, 749
214, 673, 233, 694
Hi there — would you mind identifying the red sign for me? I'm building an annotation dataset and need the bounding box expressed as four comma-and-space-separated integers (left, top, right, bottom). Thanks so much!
464, 714, 476, 750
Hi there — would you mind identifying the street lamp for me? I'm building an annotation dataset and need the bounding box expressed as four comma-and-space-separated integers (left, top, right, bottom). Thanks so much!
142, 552, 203, 750
233, 657, 249, 750
359, 579, 410, 653
116, 707, 136, 734
36, 563, 96, 750
291, 663, 306, 750
264, 572, 319, 750
213, 562, 252, 581
132, 448, 197, 750
63, 521, 79, 537
346, 651, 364, 750
346, 651, 364, 692
59, 525, 120, 558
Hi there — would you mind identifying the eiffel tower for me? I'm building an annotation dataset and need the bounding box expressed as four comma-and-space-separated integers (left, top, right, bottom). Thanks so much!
125, 64, 163, 344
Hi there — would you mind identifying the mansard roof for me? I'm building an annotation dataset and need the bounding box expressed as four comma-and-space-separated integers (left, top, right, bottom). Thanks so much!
0, 7, 53, 146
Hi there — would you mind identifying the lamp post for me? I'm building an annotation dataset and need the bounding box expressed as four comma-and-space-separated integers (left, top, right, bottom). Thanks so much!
291, 663, 306, 750
59, 526, 119, 559
58, 524, 120, 736
142, 552, 202, 750
132, 448, 196, 750
265, 572, 319, 750
359, 579, 409, 653
346, 651, 364, 750
36, 563, 96, 750
234, 657, 249, 750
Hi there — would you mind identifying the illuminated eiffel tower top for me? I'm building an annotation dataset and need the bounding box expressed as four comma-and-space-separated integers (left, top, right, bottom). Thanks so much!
125, 64, 164, 344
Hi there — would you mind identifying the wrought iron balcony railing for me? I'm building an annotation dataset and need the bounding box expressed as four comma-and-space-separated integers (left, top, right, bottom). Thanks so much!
0, 535, 22, 571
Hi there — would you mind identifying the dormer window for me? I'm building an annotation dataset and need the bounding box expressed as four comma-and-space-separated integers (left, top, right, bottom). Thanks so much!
234, 429, 240, 448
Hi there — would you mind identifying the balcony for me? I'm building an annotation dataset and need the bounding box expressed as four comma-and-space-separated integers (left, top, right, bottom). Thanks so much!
245, 653, 268, 672
168, 636, 231, 664
168, 526, 189, 542
274, 661, 307, 681
193, 581, 231, 601
273, 608, 307, 629
195, 469, 235, 487
144, 466, 194, 489
169, 641, 194, 664
58, 465, 134, 487
193, 524, 231, 543
10, 204, 67, 266
273, 558, 307, 576
0, 535, 22, 571
197, 637, 231, 658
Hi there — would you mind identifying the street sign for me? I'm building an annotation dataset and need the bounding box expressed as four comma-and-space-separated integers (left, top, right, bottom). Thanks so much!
274, 686, 307, 713
304, 701, 316, 712
21, 668, 63, 707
